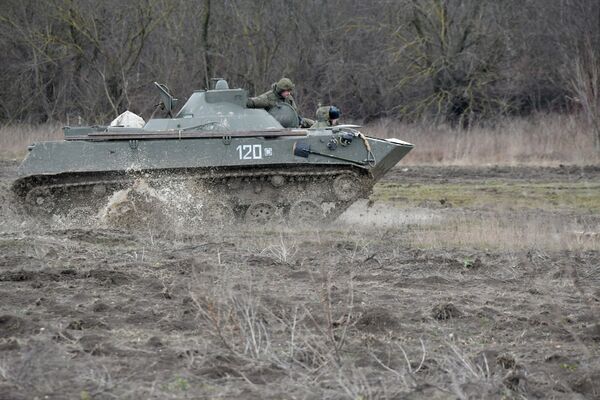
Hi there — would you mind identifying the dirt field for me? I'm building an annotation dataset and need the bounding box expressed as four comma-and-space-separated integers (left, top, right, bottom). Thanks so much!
1, 161, 599, 399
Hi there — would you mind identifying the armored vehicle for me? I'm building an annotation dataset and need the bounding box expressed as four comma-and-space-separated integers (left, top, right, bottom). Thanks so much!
12, 80, 413, 226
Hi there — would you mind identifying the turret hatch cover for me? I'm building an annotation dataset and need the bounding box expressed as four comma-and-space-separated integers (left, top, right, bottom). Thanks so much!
268, 102, 299, 128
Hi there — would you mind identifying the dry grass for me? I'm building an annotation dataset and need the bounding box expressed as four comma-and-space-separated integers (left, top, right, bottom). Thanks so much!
0, 124, 63, 160
365, 113, 600, 165
2, 113, 600, 165
410, 212, 600, 251
1, 210, 599, 397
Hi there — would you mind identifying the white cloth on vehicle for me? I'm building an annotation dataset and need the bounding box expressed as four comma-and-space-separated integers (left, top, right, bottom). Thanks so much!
110, 111, 145, 128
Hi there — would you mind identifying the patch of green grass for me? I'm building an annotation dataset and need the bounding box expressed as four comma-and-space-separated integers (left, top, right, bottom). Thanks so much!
373, 181, 600, 212
560, 363, 578, 372
161, 376, 190, 392
462, 258, 475, 268
0, 238, 32, 252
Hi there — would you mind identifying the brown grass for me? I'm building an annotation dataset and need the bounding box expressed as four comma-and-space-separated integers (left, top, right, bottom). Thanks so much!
0, 124, 63, 160
364, 113, 600, 165
2, 113, 600, 164
408, 212, 600, 251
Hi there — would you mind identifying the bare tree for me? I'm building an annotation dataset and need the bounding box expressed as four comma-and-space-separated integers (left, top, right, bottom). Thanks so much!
0, 0, 598, 129
381, 0, 509, 125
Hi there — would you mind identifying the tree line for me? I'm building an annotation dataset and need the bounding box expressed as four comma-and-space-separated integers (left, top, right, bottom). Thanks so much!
1, 0, 599, 128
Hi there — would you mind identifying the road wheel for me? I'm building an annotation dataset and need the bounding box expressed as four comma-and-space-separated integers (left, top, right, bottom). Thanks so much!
202, 201, 235, 226
289, 200, 324, 224
245, 202, 276, 224
333, 174, 360, 201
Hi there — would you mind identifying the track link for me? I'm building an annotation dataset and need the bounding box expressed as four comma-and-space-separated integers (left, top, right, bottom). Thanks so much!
12, 166, 373, 226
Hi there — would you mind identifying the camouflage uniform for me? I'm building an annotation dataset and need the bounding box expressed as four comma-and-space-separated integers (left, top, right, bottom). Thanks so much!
247, 78, 314, 128
312, 105, 338, 128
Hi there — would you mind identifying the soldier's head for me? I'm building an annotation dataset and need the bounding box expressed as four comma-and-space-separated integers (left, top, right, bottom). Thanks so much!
316, 105, 341, 125
275, 78, 295, 98
329, 106, 341, 123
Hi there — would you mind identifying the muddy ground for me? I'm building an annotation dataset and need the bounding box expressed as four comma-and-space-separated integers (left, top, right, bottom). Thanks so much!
0, 161, 599, 399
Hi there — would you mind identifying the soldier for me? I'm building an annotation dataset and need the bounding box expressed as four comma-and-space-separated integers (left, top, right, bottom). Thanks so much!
312, 105, 341, 128
247, 78, 314, 128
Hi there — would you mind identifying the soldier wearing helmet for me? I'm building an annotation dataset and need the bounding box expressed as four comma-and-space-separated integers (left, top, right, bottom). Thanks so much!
247, 78, 314, 128
312, 105, 341, 128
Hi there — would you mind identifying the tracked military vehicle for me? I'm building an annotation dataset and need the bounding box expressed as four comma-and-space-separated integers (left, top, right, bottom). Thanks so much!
12, 80, 413, 226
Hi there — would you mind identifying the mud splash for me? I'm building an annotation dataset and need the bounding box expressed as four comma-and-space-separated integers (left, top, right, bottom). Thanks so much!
1, 177, 216, 233
98, 178, 205, 230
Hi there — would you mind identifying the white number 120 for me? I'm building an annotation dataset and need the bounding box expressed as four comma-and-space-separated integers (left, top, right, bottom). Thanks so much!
236, 144, 262, 160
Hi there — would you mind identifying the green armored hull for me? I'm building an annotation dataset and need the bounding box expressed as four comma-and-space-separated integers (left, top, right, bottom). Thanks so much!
12, 81, 413, 225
